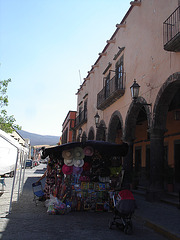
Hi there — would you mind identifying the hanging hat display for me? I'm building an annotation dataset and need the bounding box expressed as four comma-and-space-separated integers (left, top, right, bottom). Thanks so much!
62, 149, 74, 160
73, 166, 83, 175
73, 147, 85, 160
73, 159, 84, 168
62, 165, 73, 175
83, 146, 94, 156
64, 159, 74, 166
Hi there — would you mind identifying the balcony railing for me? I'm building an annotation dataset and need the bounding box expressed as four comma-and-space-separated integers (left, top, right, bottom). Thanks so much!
75, 109, 87, 128
97, 72, 125, 110
163, 6, 180, 52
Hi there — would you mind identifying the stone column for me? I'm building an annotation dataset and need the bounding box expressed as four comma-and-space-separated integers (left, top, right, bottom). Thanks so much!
122, 141, 133, 185
146, 128, 165, 201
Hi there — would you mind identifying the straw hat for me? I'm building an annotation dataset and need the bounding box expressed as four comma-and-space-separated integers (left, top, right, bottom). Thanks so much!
73, 147, 85, 160
64, 158, 74, 166
62, 165, 73, 175
73, 159, 84, 168
83, 146, 94, 156
62, 149, 73, 160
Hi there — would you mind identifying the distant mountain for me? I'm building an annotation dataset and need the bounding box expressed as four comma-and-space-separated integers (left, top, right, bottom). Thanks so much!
16, 129, 60, 146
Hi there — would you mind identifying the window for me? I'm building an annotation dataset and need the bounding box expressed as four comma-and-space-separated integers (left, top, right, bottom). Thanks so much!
79, 106, 82, 122
84, 100, 87, 120
105, 72, 110, 99
115, 55, 124, 89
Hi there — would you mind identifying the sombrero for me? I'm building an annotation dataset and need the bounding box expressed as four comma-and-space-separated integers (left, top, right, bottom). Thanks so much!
73, 147, 85, 160
62, 165, 73, 175
64, 158, 74, 166
62, 149, 73, 160
73, 159, 84, 168
83, 146, 94, 156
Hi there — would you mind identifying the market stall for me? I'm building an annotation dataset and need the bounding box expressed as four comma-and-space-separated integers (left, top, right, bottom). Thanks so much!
41, 141, 128, 214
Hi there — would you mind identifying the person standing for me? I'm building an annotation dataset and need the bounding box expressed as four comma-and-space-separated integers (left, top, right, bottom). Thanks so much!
37, 162, 57, 199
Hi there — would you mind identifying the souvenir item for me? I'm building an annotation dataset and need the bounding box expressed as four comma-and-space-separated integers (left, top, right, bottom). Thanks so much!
64, 158, 74, 166
73, 159, 84, 168
73, 166, 83, 175
83, 162, 91, 171
62, 149, 74, 160
83, 146, 94, 156
110, 166, 122, 176
62, 165, 73, 175
73, 147, 85, 160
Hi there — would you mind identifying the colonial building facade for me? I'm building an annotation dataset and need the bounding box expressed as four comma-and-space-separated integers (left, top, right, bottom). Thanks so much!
64, 0, 180, 197
62, 111, 77, 144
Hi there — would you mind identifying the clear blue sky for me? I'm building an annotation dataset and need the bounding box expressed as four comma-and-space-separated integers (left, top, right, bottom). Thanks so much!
0, 0, 131, 136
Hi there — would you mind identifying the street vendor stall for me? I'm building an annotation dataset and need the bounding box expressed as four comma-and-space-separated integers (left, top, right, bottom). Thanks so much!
41, 141, 128, 214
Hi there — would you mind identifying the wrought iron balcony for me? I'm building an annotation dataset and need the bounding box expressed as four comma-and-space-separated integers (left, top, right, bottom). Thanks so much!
97, 73, 125, 110
163, 6, 180, 52
75, 109, 87, 128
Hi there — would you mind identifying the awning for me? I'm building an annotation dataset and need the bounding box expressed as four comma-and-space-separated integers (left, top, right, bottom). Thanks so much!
41, 140, 129, 159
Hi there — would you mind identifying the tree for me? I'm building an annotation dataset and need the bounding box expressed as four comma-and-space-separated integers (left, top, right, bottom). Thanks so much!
0, 78, 21, 133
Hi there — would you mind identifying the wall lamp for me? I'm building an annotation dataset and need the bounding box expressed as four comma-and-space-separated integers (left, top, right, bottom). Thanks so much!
78, 127, 82, 137
94, 112, 107, 129
78, 127, 87, 143
130, 79, 152, 107
94, 112, 100, 128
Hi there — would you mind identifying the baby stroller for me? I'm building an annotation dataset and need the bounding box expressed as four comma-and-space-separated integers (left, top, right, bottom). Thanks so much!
108, 189, 136, 235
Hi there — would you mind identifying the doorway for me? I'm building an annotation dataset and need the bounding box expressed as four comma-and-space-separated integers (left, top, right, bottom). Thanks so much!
174, 141, 180, 190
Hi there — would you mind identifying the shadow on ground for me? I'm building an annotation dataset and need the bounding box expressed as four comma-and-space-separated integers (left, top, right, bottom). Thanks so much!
1, 176, 168, 240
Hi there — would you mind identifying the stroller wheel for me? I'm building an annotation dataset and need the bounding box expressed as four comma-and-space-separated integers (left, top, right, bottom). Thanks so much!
117, 223, 124, 231
124, 224, 133, 235
108, 219, 113, 229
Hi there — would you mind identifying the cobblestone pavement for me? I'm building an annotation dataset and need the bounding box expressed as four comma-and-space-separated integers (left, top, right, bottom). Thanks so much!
0, 165, 172, 240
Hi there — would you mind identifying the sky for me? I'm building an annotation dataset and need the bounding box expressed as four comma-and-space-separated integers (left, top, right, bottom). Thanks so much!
0, 0, 131, 137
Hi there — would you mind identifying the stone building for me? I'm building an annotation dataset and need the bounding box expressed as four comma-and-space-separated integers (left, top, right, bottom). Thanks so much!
63, 0, 180, 198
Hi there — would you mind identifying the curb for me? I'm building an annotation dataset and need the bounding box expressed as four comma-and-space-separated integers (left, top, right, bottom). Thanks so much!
135, 214, 180, 240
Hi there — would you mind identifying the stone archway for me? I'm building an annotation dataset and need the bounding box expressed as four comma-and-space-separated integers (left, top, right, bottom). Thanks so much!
107, 110, 123, 143
124, 97, 151, 142
123, 97, 152, 187
88, 127, 95, 140
153, 72, 180, 130
150, 72, 180, 192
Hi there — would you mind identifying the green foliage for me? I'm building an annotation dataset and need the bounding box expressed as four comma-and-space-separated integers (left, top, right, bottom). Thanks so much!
0, 79, 21, 133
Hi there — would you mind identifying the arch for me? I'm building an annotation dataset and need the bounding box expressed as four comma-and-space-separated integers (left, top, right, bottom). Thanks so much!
153, 72, 180, 131
107, 110, 123, 143
88, 127, 95, 140
124, 97, 151, 142
96, 120, 107, 141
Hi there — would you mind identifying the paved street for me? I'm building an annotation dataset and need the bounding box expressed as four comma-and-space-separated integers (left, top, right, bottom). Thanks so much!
0, 164, 171, 240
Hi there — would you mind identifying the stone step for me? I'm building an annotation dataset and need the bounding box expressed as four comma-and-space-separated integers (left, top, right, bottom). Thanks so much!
132, 186, 180, 208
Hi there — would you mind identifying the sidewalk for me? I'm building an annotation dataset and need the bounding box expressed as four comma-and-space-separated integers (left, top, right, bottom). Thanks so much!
134, 193, 180, 240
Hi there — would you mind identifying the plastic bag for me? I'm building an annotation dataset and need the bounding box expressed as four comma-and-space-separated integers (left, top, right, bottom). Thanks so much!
47, 205, 56, 215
